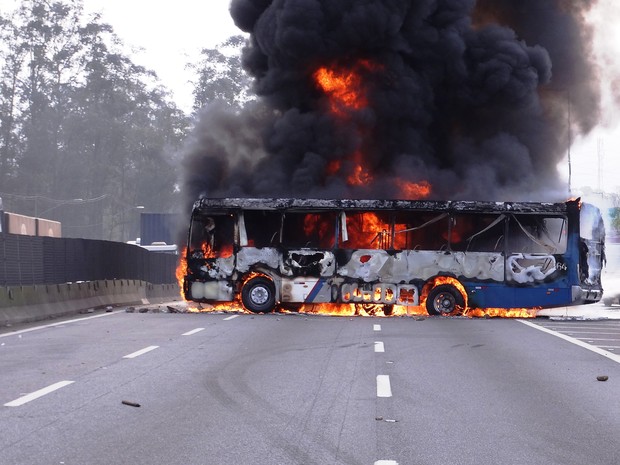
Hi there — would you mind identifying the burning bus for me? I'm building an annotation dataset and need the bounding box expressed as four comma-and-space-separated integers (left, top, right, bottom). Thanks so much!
181, 197, 604, 316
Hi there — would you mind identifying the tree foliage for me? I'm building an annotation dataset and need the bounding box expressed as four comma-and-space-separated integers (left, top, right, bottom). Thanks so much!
190, 35, 253, 113
0, 0, 191, 241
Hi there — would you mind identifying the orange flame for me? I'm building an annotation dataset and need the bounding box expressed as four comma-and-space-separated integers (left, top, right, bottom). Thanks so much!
175, 251, 188, 301
464, 307, 538, 318
314, 60, 376, 186
396, 179, 432, 199
287, 303, 428, 317
314, 63, 371, 116
314, 60, 433, 200
347, 152, 374, 186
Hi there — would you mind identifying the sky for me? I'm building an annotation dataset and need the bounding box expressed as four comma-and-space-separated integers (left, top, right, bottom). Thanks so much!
0, 0, 244, 112
82, 0, 244, 112
0, 0, 619, 194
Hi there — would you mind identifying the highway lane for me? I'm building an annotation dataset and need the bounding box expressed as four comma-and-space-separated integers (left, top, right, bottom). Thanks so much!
1, 311, 619, 465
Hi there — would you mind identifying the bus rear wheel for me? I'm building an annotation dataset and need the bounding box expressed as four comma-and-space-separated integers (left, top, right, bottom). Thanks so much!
426, 284, 464, 316
242, 277, 276, 313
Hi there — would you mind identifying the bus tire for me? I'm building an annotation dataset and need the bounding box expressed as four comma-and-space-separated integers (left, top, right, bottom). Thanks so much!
426, 284, 464, 316
242, 277, 276, 313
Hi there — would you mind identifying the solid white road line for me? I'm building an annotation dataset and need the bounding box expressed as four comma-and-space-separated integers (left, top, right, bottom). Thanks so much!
376, 375, 392, 398
224, 315, 240, 321
123, 345, 159, 359
375, 461, 398, 465
4, 381, 75, 407
373, 324, 381, 331
565, 331, 620, 335
182, 328, 205, 336
0, 312, 119, 339
519, 320, 620, 364
375, 341, 385, 353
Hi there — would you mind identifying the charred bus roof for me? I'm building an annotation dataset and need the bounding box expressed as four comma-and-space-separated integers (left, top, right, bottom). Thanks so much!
193, 197, 577, 215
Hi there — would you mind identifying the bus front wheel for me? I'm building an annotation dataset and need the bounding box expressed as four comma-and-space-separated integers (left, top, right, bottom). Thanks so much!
426, 284, 464, 316
242, 277, 276, 313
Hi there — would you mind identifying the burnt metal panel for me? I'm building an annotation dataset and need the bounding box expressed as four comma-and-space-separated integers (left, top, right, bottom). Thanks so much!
194, 198, 569, 215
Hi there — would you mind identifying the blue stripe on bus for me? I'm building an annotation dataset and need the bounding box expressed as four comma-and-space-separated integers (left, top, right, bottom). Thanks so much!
305, 278, 326, 303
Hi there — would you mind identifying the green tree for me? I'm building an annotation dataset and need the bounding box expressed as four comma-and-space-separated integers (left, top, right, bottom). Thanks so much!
0, 0, 190, 241
189, 35, 253, 113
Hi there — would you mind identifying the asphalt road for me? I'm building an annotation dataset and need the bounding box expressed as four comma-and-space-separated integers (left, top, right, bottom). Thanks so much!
1, 310, 619, 465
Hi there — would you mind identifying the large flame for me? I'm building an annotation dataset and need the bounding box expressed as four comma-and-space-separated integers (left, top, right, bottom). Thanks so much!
175, 251, 188, 301
314, 60, 432, 200
314, 67, 368, 116
396, 179, 432, 199
314, 59, 378, 116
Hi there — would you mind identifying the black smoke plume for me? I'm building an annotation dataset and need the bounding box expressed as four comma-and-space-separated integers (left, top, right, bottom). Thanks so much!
182, 0, 600, 205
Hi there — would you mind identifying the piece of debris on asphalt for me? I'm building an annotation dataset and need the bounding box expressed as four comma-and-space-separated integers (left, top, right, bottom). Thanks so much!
375, 417, 383, 421
167, 305, 179, 313
121, 400, 141, 407
106, 306, 113, 312
597, 375, 609, 382
125, 306, 135, 313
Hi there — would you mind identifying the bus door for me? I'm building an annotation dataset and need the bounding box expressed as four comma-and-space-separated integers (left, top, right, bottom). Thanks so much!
185, 211, 236, 301
337, 210, 418, 306
503, 214, 569, 307
278, 211, 337, 304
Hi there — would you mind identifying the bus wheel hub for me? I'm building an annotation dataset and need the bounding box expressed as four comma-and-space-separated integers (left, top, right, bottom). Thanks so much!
251, 287, 269, 305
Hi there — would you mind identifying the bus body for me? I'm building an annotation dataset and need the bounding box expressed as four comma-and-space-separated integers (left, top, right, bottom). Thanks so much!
182, 198, 604, 315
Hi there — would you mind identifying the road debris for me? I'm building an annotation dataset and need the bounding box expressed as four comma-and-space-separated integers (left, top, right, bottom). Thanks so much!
597, 375, 609, 382
121, 400, 141, 407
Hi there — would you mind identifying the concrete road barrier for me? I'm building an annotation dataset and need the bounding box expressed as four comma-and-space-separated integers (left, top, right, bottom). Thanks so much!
0, 280, 182, 327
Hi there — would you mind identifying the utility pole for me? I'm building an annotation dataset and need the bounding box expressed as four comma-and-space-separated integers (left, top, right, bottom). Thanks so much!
567, 90, 572, 196
597, 138, 603, 192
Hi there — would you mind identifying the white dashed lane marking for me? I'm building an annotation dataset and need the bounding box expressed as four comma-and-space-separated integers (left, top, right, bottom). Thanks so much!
224, 315, 240, 321
123, 345, 159, 359
376, 375, 392, 398
182, 328, 205, 336
4, 381, 74, 407
374, 326, 397, 464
